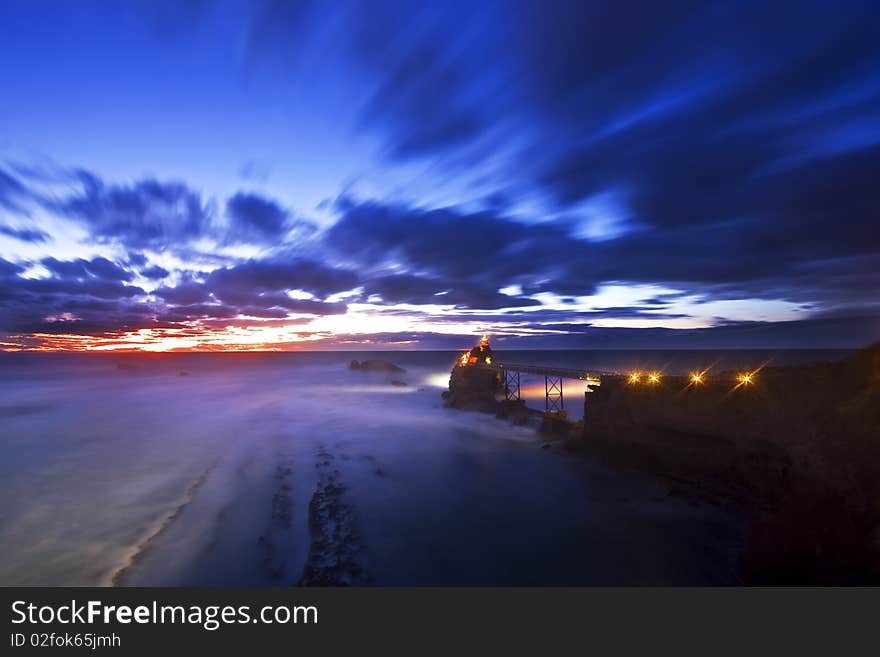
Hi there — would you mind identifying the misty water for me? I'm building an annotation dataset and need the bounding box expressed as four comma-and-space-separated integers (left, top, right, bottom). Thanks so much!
0, 350, 848, 586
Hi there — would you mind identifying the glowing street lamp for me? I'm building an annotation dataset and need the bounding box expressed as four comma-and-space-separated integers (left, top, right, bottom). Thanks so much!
738, 372, 754, 385
690, 372, 704, 384
628, 372, 640, 384
648, 372, 660, 384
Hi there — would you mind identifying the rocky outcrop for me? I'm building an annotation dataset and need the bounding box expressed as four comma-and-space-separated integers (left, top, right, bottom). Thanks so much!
442, 365, 503, 412
349, 359, 404, 372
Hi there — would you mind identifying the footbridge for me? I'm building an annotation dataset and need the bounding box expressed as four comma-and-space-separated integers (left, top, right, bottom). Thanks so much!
492, 363, 609, 413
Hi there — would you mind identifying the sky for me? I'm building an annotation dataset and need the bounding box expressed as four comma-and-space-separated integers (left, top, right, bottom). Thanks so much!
1, 0, 879, 351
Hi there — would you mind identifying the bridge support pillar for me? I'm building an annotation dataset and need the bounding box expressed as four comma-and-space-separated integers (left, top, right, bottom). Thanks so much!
504, 369, 521, 401
545, 375, 564, 412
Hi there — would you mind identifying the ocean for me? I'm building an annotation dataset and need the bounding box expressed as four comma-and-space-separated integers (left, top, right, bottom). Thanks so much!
0, 349, 849, 586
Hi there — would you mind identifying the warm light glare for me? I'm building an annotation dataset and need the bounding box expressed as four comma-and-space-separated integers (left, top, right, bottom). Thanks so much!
628, 372, 640, 384
690, 372, 704, 384
738, 372, 754, 385
648, 372, 660, 383
485, 356, 492, 365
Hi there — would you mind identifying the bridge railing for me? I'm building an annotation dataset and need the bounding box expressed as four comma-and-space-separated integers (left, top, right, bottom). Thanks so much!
494, 362, 611, 381
467, 362, 609, 412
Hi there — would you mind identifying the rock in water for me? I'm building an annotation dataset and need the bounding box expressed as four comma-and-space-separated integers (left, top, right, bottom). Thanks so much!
443, 365, 502, 412
349, 359, 405, 372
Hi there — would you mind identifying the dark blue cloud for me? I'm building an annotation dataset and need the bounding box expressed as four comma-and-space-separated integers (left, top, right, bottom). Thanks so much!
327, 198, 593, 295
0, 167, 40, 216
140, 264, 169, 280
56, 174, 212, 250
127, 252, 149, 267
363, 273, 541, 309
152, 258, 356, 320
0, 251, 354, 340
9, 167, 308, 249
41, 257, 133, 282
326, 192, 879, 317
0, 254, 151, 337
225, 192, 289, 242
0, 225, 50, 243
0, 257, 24, 278
205, 258, 358, 300
154, 277, 212, 305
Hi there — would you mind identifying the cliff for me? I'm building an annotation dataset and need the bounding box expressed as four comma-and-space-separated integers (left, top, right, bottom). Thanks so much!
579, 342, 880, 491
574, 341, 880, 583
